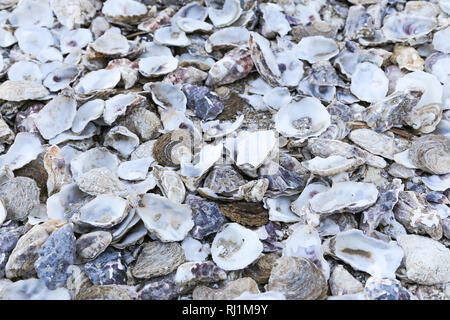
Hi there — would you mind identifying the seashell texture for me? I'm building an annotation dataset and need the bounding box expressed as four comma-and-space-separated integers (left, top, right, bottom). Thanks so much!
131, 241, 185, 279
211, 223, 263, 271
408, 135, 450, 175
268, 256, 327, 300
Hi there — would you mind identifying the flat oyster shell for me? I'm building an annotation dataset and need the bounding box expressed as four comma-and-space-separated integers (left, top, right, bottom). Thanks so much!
349, 129, 409, 160
104, 126, 140, 158
71, 195, 128, 228
302, 155, 357, 176
74, 68, 121, 95
131, 241, 185, 279
76, 167, 127, 197
328, 229, 404, 278
268, 256, 327, 300
294, 36, 339, 64
136, 193, 193, 242
309, 182, 378, 215
274, 97, 331, 142
350, 62, 388, 103
211, 223, 263, 271
0, 80, 49, 101
205, 27, 249, 53
408, 135, 450, 175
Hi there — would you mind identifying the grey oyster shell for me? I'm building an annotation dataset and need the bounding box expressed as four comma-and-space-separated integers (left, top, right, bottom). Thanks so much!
268, 256, 327, 300
0, 177, 40, 221
131, 241, 185, 279
363, 277, 413, 300
34, 224, 76, 289
408, 135, 450, 175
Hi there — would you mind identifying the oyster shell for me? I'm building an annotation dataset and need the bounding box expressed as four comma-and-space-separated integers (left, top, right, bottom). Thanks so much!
207, 0, 242, 28
350, 62, 388, 103
302, 155, 357, 176
211, 223, 263, 271
0, 132, 43, 171
294, 36, 339, 64
408, 135, 450, 175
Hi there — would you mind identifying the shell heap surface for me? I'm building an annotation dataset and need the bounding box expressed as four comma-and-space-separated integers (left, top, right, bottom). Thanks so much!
0, 0, 449, 301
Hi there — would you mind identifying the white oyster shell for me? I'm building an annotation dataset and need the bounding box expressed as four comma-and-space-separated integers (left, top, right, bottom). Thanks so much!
46, 183, 87, 220
432, 27, 450, 54
283, 224, 330, 279
154, 25, 191, 47
291, 183, 330, 217
330, 229, 404, 278
146, 82, 186, 112
104, 126, 140, 157
261, 3, 291, 37
182, 236, 210, 262
102, 0, 147, 21
294, 36, 339, 64
421, 174, 450, 192
211, 223, 263, 271
72, 99, 105, 134
118, 158, 153, 181
207, 0, 242, 28
205, 27, 249, 53
264, 196, 302, 223
0, 80, 49, 101
302, 156, 357, 176
350, 62, 388, 103
274, 97, 331, 141
1, 278, 70, 300
14, 26, 54, 56
202, 115, 244, 140
60, 28, 93, 54
74, 68, 121, 95
103, 93, 142, 125
8, 61, 42, 83
175, 18, 213, 33
35, 95, 77, 139
70, 147, 120, 181
9, 0, 53, 28
381, 13, 437, 42
310, 182, 379, 215
139, 56, 178, 78
0, 132, 43, 171
135, 193, 194, 242
43, 64, 80, 92
72, 195, 128, 228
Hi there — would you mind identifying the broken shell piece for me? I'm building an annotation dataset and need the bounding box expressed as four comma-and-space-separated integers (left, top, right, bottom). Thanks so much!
260, 3, 291, 37
34, 95, 77, 140
72, 99, 105, 134
175, 18, 213, 33
248, 32, 281, 86
381, 13, 437, 42
136, 193, 194, 242
211, 223, 263, 271
274, 97, 331, 142
205, 27, 249, 53
421, 174, 450, 192
152, 129, 192, 167
138, 56, 178, 78
310, 182, 378, 215
291, 183, 330, 217
207, 0, 242, 28
264, 196, 301, 223
74, 68, 121, 95
46, 183, 88, 220
104, 126, 140, 158
219, 201, 269, 226
408, 135, 450, 175
349, 129, 409, 160
72, 195, 128, 228
14, 26, 54, 56
202, 115, 244, 140
76, 167, 127, 197
294, 36, 339, 64
0, 132, 43, 171
182, 236, 210, 262
146, 82, 186, 112
433, 27, 450, 54
103, 93, 144, 125
174, 261, 226, 287
301, 156, 357, 176
70, 147, 120, 181
328, 229, 404, 278
154, 25, 191, 47
350, 62, 388, 103
118, 158, 153, 181
283, 224, 330, 280
0, 80, 49, 101
392, 45, 424, 71
43, 145, 72, 196
153, 165, 186, 204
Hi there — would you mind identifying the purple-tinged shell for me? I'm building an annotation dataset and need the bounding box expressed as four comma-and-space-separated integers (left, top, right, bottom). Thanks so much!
84, 248, 127, 286
185, 194, 228, 240
138, 276, 180, 300
15, 103, 45, 135
182, 84, 224, 120
163, 66, 208, 85
0, 221, 23, 278
364, 277, 413, 300
206, 47, 254, 87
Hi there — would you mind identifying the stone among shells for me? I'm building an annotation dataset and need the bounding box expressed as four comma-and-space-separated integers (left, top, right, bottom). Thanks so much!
0, 221, 23, 278
132, 241, 185, 279
185, 194, 227, 240
309, 182, 378, 215
328, 229, 404, 278
34, 224, 76, 289
218, 201, 268, 227
397, 234, 450, 285
0, 177, 40, 221
76, 231, 112, 261
83, 248, 127, 285
136, 193, 193, 242
76, 168, 127, 197
182, 84, 224, 121
211, 223, 263, 271
408, 135, 450, 175
268, 256, 327, 300
5, 219, 66, 279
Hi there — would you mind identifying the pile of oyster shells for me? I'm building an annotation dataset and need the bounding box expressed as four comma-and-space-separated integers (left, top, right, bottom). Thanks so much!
0, 0, 449, 301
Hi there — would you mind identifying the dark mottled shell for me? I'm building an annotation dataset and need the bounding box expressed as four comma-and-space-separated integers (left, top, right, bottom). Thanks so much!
138, 276, 180, 300
185, 194, 228, 240
152, 129, 192, 167
203, 165, 248, 195
182, 84, 224, 120
84, 248, 127, 286
243, 252, 278, 284
0, 221, 23, 278
364, 277, 412, 300
344, 5, 374, 40
206, 47, 254, 87
218, 201, 269, 227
